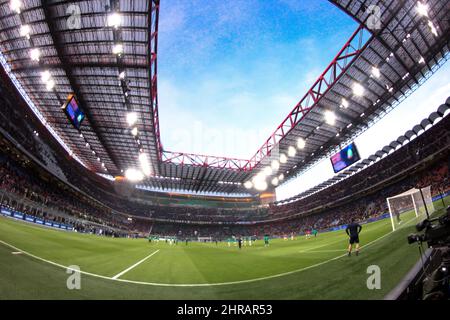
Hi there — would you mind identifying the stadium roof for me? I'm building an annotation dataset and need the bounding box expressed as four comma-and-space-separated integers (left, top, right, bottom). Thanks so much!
276, 97, 450, 205
0, 0, 448, 196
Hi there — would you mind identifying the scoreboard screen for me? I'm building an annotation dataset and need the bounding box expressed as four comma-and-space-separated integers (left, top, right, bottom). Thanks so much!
330, 142, 361, 173
62, 94, 85, 130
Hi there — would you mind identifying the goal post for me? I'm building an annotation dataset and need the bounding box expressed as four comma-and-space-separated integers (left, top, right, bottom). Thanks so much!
197, 236, 213, 242
386, 186, 435, 231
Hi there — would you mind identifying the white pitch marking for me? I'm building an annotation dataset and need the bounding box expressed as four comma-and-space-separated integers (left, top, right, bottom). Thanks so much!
0, 214, 422, 287
112, 250, 160, 279
299, 249, 347, 253
11, 251, 22, 255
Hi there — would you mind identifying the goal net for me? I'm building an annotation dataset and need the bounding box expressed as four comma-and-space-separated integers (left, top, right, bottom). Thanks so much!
386, 186, 435, 231
197, 237, 213, 242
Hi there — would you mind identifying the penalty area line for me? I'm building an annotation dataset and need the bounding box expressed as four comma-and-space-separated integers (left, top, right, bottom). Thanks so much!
112, 250, 159, 280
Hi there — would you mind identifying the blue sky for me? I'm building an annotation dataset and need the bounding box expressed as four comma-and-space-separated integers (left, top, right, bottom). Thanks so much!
157, 0, 450, 200
157, 0, 358, 158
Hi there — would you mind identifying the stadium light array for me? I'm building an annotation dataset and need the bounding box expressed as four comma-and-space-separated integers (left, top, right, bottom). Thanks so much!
371, 66, 381, 78
271, 177, 279, 186
19, 25, 31, 39
340, 98, 349, 109
244, 181, 253, 189
288, 146, 296, 157
131, 127, 138, 136
324, 110, 336, 126
416, 1, 429, 17
9, 0, 22, 14
297, 137, 306, 149
271, 159, 280, 171
126, 112, 138, 126
280, 153, 288, 164
254, 180, 268, 191
107, 12, 122, 29
252, 173, 264, 184
125, 168, 144, 182
112, 43, 124, 56
45, 79, 55, 91
30, 48, 41, 61
278, 174, 284, 181
139, 153, 151, 176
352, 83, 364, 96
263, 166, 272, 176
41, 70, 51, 83
428, 21, 438, 36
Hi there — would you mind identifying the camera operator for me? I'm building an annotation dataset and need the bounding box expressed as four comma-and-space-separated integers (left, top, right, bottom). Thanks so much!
407, 206, 450, 300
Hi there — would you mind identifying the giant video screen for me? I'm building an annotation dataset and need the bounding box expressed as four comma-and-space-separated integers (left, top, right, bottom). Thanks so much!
330, 142, 361, 173
62, 94, 85, 130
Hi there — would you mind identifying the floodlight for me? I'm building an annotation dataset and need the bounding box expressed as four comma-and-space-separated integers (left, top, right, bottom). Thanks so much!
271, 177, 279, 186
112, 43, 124, 55
41, 70, 51, 83
139, 153, 151, 176
428, 21, 437, 37
254, 180, 268, 191
371, 66, 381, 78
324, 110, 336, 126
30, 48, 41, 61
416, 1, 429, 17
10, 0, 22, 14
271, 160, 280, 171
125, 168, 144, 182
126, 112, 138, 126
263, 166, 272, 176
288, 146, 296, 157
107, 12, 122, 28
352, 83, 364, 96
297, 137, 306, 149
20, 25, 31, 38
45, 79, 55, 91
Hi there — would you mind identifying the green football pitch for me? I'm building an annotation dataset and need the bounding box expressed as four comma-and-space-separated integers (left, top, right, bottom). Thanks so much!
0, 197, 447, 300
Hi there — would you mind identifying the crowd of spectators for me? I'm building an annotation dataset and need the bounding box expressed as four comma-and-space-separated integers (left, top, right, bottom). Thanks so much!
149, 160, 449, 240
0, 68, 449, 239
269, 114, 450, 219
0, 147, 153, 237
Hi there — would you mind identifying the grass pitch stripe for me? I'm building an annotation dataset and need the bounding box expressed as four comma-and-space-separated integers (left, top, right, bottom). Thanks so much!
0, 213, 422, 287
0, 229, 392, 287
112, 250, 160, 280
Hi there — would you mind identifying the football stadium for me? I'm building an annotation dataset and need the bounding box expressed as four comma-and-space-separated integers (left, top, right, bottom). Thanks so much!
0, 0, 449, 305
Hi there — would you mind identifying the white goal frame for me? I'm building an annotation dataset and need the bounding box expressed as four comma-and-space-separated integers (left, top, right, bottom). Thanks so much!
197, 236, 213, 242
386, 186, 434, 231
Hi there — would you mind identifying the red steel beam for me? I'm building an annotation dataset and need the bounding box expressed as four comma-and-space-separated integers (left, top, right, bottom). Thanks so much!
150, 0, 163, 161
162, 151, 250, 171
244, 24, 370, 170
154, 16, 370, 171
